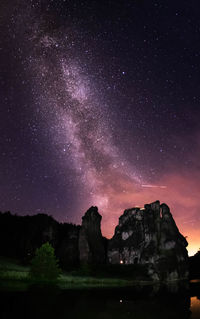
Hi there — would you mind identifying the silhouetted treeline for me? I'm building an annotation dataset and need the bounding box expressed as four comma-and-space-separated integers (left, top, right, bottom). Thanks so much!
0, 211, 199, 279
189, 250, 200, 279
0, 211, 80, 269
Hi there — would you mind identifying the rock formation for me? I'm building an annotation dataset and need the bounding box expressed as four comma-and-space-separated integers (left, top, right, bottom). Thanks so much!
0, 201, 189, 281
189, 249, 200, 279
108, 200, 188, 281
79, 206, 106, 265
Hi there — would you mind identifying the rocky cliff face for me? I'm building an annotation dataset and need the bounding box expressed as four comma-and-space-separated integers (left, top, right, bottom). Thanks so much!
0, 201, 188, 281
79, 206, 106, 265
108, 201, 188, 281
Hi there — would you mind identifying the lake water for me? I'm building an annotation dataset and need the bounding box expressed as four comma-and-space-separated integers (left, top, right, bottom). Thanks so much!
0, 282, 200, 319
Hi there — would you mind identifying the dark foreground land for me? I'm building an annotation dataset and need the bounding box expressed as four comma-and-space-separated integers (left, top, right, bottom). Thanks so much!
1, 257, 200, 319
0, 256, 135, 290
0, 255, 199, 289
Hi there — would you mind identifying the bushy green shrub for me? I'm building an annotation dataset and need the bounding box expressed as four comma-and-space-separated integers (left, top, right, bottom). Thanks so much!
29, 242, 60, 282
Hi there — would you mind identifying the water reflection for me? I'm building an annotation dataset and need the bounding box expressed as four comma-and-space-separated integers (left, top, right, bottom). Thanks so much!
0, 283, 199, 319
190, 297, 200, 319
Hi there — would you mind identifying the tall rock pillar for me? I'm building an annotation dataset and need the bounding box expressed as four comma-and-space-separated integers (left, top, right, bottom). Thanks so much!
78, 206, 106, 265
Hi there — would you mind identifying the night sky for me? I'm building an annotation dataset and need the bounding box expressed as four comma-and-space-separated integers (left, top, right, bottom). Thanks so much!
1, 0, 200, 255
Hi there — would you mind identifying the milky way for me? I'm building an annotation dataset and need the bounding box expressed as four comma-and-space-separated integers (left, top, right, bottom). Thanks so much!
1, 0, 200, 255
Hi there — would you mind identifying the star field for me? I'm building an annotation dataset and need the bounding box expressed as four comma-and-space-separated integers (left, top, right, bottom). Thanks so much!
0, 0, 200, 255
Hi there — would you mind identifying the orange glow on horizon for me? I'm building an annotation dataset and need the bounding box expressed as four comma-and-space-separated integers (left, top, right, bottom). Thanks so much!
91, 170, 200, 257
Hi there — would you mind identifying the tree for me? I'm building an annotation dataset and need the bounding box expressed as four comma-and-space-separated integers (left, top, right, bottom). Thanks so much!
29, 242, 60, 282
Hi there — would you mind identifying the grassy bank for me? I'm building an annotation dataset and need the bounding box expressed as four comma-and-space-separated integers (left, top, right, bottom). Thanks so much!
0, 257, 142, 290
